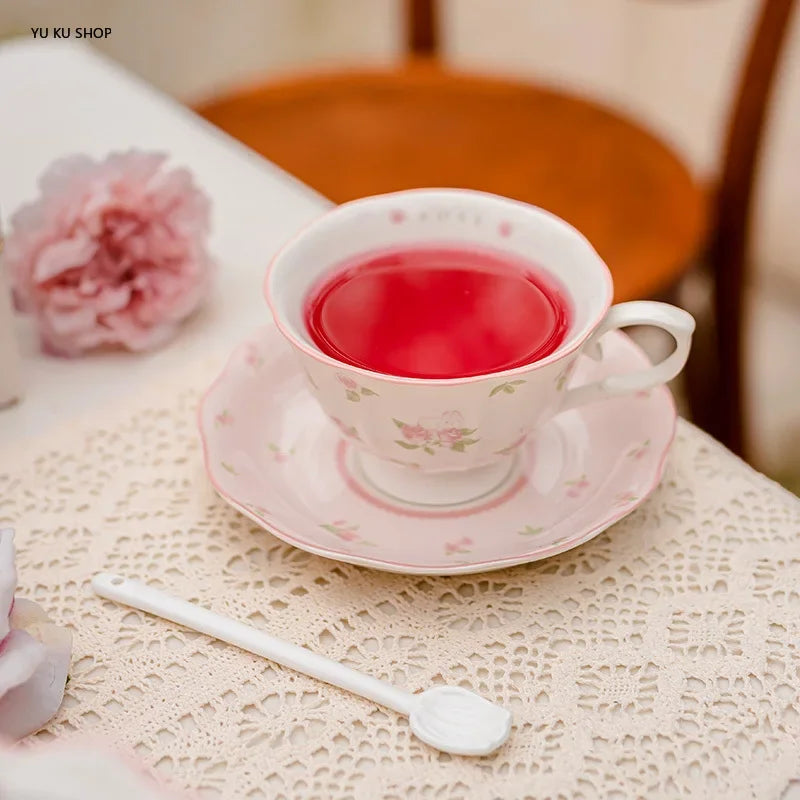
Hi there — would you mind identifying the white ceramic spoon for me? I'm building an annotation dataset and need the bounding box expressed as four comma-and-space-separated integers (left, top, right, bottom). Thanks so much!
92, 573, 512, 756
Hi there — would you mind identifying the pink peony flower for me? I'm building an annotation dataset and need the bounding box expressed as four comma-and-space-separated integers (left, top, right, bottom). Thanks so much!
6, 150, 213, 356
336, 373, 358, 390
0, 528, 72, 739
401, 424, 430, 443
0, 740, 188, 799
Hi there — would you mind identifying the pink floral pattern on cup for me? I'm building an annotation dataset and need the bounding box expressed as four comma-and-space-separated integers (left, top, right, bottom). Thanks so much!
565, 474, 590, 497
393, 412, 479, 455
614, 491, 639, 507
330, 417, 360, 440
337, 373, 379, 403
268, 443, 293, 463
215, 409, 233, 427
494, 433, 528, 456
627, 439, 651, 460
320, 520, 374, 546
489, 380, 526, 397
445, 536, 473, 556
555, 365, 573, 392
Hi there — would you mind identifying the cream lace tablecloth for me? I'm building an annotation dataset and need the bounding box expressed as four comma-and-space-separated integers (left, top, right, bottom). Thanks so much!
2, 358, 799, 800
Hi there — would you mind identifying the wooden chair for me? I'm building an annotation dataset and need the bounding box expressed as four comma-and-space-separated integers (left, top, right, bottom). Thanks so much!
196, 0, 796, 457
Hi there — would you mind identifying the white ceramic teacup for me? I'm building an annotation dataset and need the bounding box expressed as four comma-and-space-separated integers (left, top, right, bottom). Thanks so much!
266, 189, 694, 505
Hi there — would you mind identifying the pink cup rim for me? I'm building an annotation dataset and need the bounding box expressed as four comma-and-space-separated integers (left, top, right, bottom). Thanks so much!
264, 188, 614, 386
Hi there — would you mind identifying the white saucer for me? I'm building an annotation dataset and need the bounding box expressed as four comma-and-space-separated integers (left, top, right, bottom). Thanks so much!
199, 326, 676, 575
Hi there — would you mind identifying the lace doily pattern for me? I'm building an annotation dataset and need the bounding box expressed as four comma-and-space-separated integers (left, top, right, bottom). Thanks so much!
1, 369, 799, 799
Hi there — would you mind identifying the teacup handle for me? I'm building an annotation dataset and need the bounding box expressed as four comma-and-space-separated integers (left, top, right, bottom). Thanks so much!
561, 301, 695, 411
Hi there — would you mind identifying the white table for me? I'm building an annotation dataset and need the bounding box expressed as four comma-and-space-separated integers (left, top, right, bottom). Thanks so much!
0, 39, 329, 447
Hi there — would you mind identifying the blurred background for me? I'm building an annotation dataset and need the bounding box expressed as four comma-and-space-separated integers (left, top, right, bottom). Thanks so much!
1, 0, 798, 489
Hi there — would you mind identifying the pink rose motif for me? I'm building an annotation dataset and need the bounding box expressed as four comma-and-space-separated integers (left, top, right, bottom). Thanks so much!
566, 475, 590, 498
401, 424, 430, 444
628, 439, 650, 460
215, 409, 233, 427
445, 536, 473, 556
331, 417, 359, 439
268, 443, 292, 462
337, 373, 358, 390
323, 520, 361, 542
0, 528, 72, 740
437, 411, 466, 444
6, 150, 213, 356
440, 411, 464, 428
438, 427, 463, 445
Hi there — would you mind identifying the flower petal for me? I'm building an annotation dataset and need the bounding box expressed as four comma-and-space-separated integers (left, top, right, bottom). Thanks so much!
37, 154, 97, 196
0, 628, 46, 696
8, 597, 51, 629
0, 619, 71, 740
0, 744, 182, 799
94, 284, 132, 314
44, 305, 98, 336
0, 529, 16, 641
33, 232, 98, 283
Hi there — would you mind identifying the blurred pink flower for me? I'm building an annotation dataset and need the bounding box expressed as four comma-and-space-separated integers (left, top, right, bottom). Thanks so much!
6, 150, 213, 356
0, 739, 188, 799
0, 528, 72, 740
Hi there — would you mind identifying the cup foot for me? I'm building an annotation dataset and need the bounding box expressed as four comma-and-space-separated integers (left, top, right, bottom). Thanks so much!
354, 451, 517, 507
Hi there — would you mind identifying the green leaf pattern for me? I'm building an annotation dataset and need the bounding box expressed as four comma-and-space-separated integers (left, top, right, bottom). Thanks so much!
337, 373, 379, 402
489, 379, 526, 397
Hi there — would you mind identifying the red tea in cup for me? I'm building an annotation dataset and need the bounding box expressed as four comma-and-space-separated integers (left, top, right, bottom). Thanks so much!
304, 245, 571, 379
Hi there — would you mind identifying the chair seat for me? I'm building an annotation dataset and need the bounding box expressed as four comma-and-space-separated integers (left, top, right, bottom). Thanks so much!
197, 62, 707, 301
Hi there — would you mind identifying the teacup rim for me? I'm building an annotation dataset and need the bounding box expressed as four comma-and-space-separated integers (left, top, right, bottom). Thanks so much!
264, 188, 613, 386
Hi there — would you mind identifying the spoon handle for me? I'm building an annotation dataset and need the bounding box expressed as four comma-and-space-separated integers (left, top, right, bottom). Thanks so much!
92, 573, 414, 715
